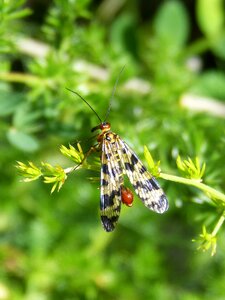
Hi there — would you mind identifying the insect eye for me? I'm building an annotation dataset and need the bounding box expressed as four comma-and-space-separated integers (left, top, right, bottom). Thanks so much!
100, 122, 111, 130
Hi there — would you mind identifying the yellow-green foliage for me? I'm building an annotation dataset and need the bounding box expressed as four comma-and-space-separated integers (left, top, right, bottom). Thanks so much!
1, 0, 225, 299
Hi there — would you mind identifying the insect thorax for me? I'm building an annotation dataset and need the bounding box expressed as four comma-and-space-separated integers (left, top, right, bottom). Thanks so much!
97, 128, 118, 144
105, 132, 118, 142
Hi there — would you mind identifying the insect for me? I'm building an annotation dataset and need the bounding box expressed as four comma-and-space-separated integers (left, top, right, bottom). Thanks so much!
67, 79, 168, 232
91, 121, 168, 231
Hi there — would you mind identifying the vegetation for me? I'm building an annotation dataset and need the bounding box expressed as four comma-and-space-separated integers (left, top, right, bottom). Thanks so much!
0, 0, 225, 299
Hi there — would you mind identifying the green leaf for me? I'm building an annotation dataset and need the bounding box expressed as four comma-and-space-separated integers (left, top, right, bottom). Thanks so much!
0, 91, 22, 116
60, 143, 84, 164
176, 156, 206, 180
190, 71, 225, 99
153, 0, 189, 49
4, 8, 31, 20
197, 0, 224, 38
16, 161, 42, 182
12, 103, 42, 133
110, 13, 138, 57
193, 225, 217, 256
7, 128, 40, 152
144, 146, 155, 169
212, 33, 225, 59
144, 146, 161, 177
42, 163, 67, 193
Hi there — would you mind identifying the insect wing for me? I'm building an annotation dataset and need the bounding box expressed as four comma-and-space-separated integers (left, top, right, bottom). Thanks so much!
100, 139, 123, 231
116, 139, 168, 213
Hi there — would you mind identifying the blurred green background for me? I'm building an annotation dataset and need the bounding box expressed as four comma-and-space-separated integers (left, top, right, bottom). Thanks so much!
0, 0, 225, 299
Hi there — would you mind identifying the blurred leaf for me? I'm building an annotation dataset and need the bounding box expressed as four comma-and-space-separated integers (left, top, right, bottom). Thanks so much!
193, 225, 217, 256
7, 128, 39, 152
190, 71, 225, 99
196, 0, 224, 38
0, 0, 32, 54
110, 13, 138, 58
1, 0, 225, 298
0, 91, 22, 116
42, 0, 91, 44
153, 0, 189, 49
3, 7, 31, 21
12, 103, 42, 133
212, 33, 225, 59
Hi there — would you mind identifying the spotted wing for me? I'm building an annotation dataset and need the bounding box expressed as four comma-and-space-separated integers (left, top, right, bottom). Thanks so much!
100, 139, 123, 232
116, 138, 168, 213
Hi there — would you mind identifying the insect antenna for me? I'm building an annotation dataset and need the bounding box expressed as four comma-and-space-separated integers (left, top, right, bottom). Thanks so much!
103, 65, 125, 122
66, 88, 102, 123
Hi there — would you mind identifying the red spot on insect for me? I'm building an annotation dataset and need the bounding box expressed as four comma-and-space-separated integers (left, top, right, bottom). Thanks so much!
121, 186, 134, 207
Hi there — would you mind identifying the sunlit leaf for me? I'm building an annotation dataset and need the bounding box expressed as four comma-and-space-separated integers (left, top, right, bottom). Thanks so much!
197, 0, 224, 38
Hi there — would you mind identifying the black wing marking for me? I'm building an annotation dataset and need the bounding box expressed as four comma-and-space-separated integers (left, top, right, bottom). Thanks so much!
116, 138, 168, 213
100, 139, 123, 231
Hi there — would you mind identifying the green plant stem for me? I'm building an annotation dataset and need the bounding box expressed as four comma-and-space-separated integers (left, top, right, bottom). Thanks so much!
64, 164, 100, 174
184, 37, 211, 56
211, 214, 225, 237
0, 72, 44, 86
160, 172, 225, 202
184, 31, 225, 57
